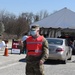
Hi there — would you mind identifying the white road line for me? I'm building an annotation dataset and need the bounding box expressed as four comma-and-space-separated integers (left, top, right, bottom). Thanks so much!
0, 62, 20, 70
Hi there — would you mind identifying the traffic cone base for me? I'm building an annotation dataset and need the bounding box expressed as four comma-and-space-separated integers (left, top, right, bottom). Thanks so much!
4, 47, 9, 56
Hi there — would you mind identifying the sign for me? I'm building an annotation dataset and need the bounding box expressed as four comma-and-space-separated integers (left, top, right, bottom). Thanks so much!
11, 40, 20, 54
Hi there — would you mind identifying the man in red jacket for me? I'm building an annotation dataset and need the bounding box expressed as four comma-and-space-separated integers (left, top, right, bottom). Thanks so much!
25, 25, 49, 75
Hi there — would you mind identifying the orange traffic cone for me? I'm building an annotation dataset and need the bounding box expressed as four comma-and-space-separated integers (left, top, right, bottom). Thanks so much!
4, 46, 9, 56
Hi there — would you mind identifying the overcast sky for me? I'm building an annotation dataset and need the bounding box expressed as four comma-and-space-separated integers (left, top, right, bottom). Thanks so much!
0, 0, 75, 15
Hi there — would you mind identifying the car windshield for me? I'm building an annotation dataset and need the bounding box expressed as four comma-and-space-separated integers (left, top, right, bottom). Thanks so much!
47, 39, 63, 45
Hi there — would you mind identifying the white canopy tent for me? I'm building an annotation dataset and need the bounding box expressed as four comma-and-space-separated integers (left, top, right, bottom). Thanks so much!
30, 7, 75, 29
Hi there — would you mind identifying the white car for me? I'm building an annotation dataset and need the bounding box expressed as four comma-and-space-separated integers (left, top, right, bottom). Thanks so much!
46, 38, 72, 64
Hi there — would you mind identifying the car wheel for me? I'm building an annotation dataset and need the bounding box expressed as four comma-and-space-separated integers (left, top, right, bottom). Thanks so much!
62, 57, 67, 64
68, 57, 71, 60
68, 54, 72, 60
72, 50, 75, 55
68, 51, 72, 60
62, 60, 67, 64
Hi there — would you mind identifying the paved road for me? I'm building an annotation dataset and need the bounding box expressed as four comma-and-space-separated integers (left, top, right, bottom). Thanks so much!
0, 55, 75, 75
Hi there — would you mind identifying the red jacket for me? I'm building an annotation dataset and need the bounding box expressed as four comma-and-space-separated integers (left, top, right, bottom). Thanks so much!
26, 36, 44, 56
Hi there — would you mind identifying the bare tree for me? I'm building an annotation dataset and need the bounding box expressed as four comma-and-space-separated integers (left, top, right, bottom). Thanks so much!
3, 14, 16, 34
0, 22, 5, 35
21, 12, 34, 24
36, 10, 49, 20
0, 9, 50, 39
14, 13, 30, 38
34, 15, 39, 22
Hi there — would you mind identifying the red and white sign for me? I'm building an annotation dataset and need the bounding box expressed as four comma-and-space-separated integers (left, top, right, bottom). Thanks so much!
12, 40, 20, 54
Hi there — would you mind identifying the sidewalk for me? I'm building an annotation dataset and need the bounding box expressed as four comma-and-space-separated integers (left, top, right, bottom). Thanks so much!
0, 47, 26, 67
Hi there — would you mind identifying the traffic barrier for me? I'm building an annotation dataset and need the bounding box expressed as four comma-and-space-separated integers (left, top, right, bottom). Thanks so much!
4, 46, 9, 56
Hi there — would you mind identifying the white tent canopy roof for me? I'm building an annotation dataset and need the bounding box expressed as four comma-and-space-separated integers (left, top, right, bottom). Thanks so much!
30, 7, 75, 29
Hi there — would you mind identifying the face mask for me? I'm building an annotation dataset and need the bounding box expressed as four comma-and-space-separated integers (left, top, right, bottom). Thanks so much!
30, 30, 36, 36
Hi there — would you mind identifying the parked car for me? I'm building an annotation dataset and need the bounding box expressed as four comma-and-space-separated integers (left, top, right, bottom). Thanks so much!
72, 40, 75, 54
46, 38, 72, 64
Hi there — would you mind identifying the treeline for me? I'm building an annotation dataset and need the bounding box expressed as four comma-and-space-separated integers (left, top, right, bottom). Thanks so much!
0, 10, 49, 38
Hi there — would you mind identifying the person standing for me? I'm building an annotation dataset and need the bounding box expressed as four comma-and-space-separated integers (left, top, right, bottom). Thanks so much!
21, 33, 28, 54
25, 25, 49, 75
22, 33, 28, 42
